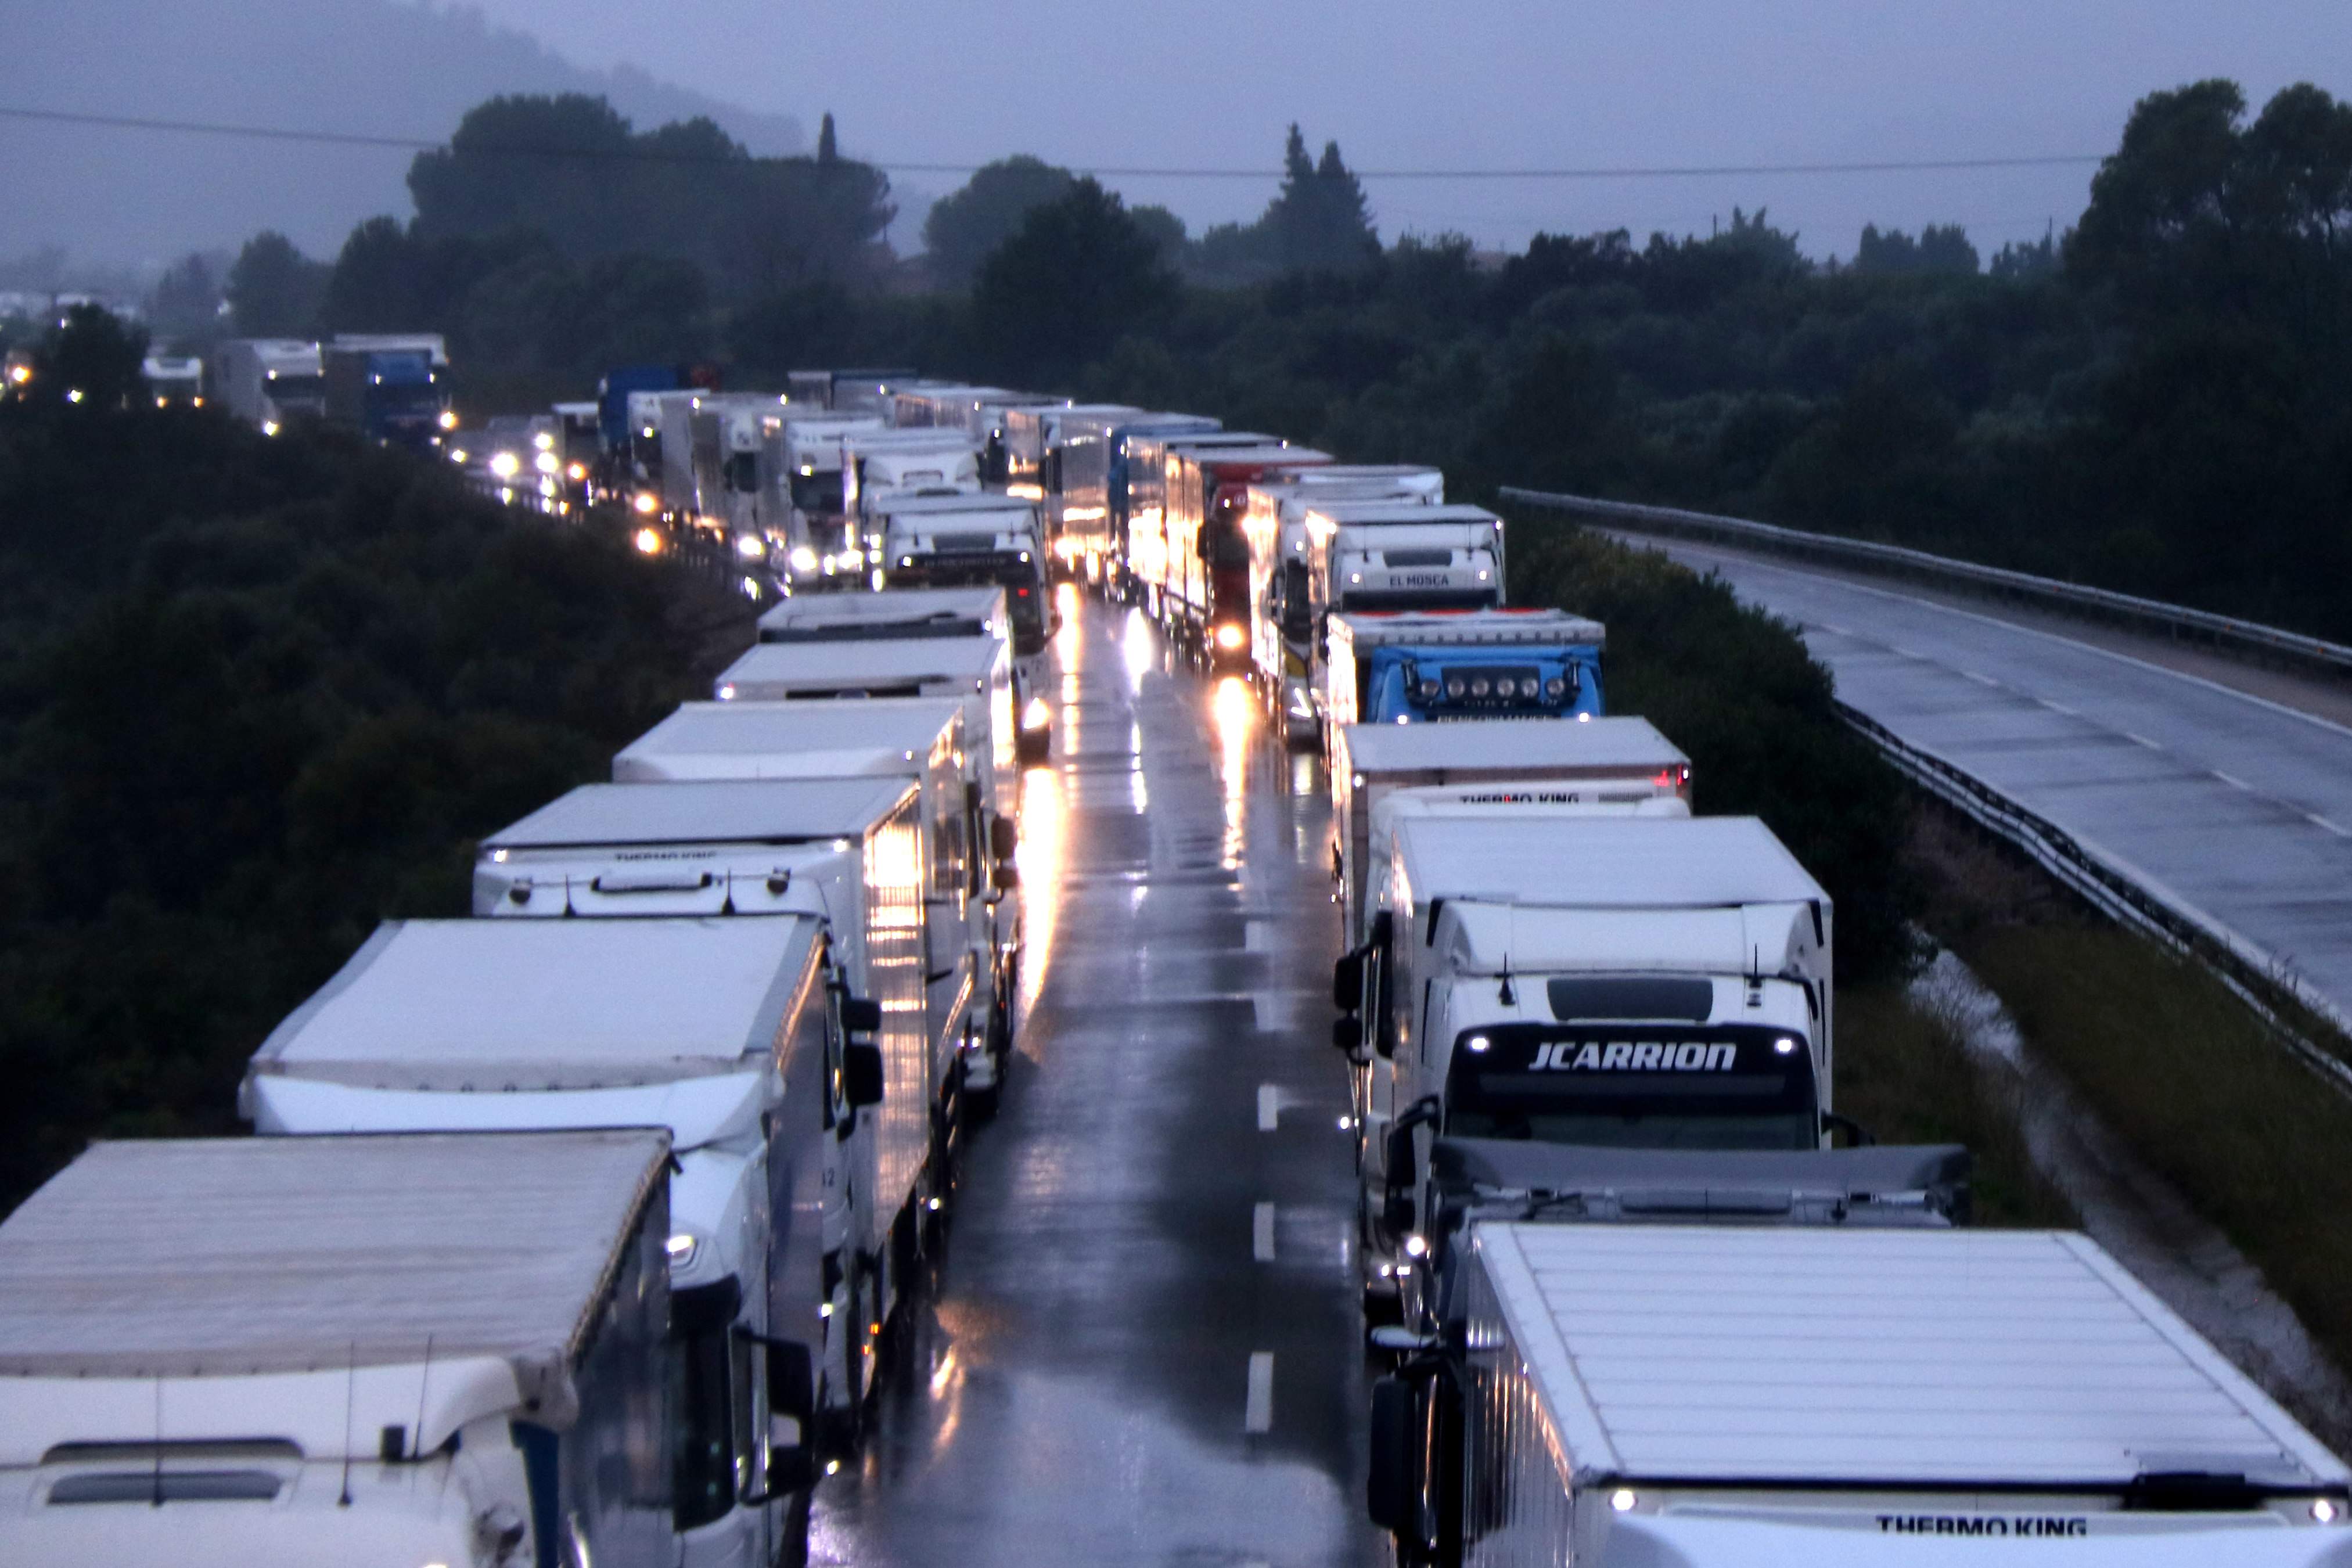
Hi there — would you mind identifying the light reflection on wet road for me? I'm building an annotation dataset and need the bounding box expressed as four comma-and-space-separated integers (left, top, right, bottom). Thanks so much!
810, 590, 1387, 1567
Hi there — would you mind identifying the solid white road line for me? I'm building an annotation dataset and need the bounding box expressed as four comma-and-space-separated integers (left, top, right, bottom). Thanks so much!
1962, 670, 2004, 688
2040, 699, 2080, 717
2309, 814, 2352, 839
2124, 732, 2165, 750
2213, 771, 2255, 793
1245, 1352, 1274, 1433
1253, 1202, 1276, 1262
1257, 1084, 1279, 1131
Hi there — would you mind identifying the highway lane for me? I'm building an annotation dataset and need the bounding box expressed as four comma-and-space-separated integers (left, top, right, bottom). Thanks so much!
1618, 533, 2352, 1027
810, 588, 1386, 1567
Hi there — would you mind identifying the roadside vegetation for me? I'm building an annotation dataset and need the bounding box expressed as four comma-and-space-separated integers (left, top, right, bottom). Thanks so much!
0, 318, 728, 1210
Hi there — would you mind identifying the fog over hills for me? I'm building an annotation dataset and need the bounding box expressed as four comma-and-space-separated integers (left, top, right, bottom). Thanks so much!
1, 0, 804, 270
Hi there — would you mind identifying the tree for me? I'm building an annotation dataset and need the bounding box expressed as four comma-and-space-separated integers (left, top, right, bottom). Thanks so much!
818, 112, 839, 165
1853, 223, 1980, 276
1989, 231, 2060, 280
225, 231, 329, 336
1265, 125, 1378, 274
31, 304, 148, 410
147, 253, 225, 341
922, 156, 1077, 284
319, 217, 430, 333
972, 178, 1178, 382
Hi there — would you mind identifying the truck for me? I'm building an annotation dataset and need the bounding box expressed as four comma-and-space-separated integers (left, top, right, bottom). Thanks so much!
1369, 1222, 2352, 1567
471, 778, 954, 1408
1244, 465, 1445, 739
1330, 717, 1691, 941
845, 430, 984, 555
1307, 498, 1506, 620
999, 402, 1139, 570
1116, 429, 1283, 617
210, 337, 323, 433
1322, 609, 1609, 745
323, 333, 452, 450
552, 398, 598, 505
868, 495, 1051, 717
661, 392, 789, 544
757, 411, 887, 587
239, 919, 846, 1566
598, 362, 679, 492
1157, 443, 1335, 665
473, 412, 562, 508
765, 568, 1048, 757
140, 353, 202, 408
823, 368, 920, 417
889, 382, 1016, 430
0, 1128, 688, 1568
1336, 813, 1834, 1315
611, 697, 999, 1138
1089, 412, 1223, 591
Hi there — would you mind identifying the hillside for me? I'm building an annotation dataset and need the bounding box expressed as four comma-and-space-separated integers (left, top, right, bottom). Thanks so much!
1, 0, 804, 265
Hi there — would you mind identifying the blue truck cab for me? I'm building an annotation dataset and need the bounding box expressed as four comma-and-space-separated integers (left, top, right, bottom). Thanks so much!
1324, 609, 1607, 733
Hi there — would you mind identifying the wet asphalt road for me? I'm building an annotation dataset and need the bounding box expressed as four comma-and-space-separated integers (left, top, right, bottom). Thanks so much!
810, 589, 1390, 1568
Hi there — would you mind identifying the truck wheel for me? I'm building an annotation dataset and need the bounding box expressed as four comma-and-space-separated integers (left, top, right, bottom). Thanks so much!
966, 1081, 1001, 1124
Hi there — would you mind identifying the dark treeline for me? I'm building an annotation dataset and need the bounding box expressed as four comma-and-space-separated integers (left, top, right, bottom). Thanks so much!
0, 313, 729, 1209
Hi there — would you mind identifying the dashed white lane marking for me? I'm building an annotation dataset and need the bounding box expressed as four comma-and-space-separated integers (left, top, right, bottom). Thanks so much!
1962, 671, 2004, 688
2310, 815, 2352, 838
1253, 1202, 1276, 1261
1818, 621, 1850, 636
2123, 732, 2164, 750
1245, 1352, 1275, 1433
1257, 1084, 1279, 1131
2214, 771, 2256, 793
2040, 699, 2080, 717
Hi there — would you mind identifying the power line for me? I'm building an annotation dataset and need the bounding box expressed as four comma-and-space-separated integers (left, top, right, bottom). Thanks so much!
0, 104, 2106, 182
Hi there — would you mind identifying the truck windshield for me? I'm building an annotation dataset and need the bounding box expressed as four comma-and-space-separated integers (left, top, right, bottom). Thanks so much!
267, 373, 325, 401
790, 469, 840, 513
1445, 1024, 1818, 1151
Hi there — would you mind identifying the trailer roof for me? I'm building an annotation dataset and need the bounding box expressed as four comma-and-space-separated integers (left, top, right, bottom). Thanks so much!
758, 586, 1006, 639
1179, 444, 1330, 470
1310, 500, 1501, 526
0, 1130, 669, 1378
716, 637, 1004, 696
486, 778, 914, 851
1340, 717, 1683, 777
615, 697, 962, 781
1333, 607, 1606, 646
871, 492, 1037, 518
251, 916, 822, 1090
1394, 814, 1821, 908
1477, 1224, 2349, 1488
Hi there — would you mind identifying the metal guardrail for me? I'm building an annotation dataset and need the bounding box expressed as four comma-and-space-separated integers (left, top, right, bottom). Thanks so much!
1501, 487, 2352, 682
1840, 703, 2352, 1093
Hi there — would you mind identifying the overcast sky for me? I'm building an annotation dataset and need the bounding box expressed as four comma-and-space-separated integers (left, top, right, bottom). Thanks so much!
454, 0, 2352, 258
6, 0, 2350, 269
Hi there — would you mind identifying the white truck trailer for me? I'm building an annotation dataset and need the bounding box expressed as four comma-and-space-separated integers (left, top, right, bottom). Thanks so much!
239, 919, 845, 1567
1339, 814, 1835, 1313
0, 1130, 683, 1568
1371, 1223, 2352, 1566
868, 493, 1052, 745
210, 337, 323, 433
1330, 717, 1692, 941
141, 353, 202, 407
841, 427, 981, 555
757, 411, 886, 587
611, 698, 995, 1143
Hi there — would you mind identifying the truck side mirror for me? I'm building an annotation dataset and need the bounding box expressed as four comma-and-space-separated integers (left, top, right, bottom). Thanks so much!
1366, 1376, 1422, 1537
1332, 1016, 1362, 1053
1821, 1111, 1876, 1148
735, 1335, 817, 1499
1384, 1124, 1418, 1195
990, 814, 1018, 863
843, 1042, 885, 1107
839, 995, 883, 1035
1333, 951, 1365, 1010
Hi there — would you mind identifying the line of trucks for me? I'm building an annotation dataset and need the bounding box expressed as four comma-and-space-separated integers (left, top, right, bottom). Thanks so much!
8, 366, 2347, 1567
0, 577, 1041, 1568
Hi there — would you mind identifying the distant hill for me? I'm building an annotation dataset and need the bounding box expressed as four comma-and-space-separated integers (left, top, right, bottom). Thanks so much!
1, 0, 805, 268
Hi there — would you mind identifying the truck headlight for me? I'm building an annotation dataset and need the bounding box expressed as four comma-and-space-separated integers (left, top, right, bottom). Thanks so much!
566, 462, 587, 481
534, 451, 559, 474
736, 535, 765, 559
438, 409, 459, 431
489, 451, 520, 479
666, 1233, 699, 1268
1214, 623, 1245, 651
789, 546, 819, 573
1022, 697, 1052, 732
632, 492, 658, 516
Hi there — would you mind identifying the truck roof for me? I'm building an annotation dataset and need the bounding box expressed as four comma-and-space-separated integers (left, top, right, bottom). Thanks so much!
1332, 607, 1604, 647
1180, 444, 1329, 471
615, 696, 963, 781
716, 636, 1003, 697
871, 492, 1036, 518
758, 585, 1007, 640
0, 1129, 669, 1379
1476, 1222, 2349, 1489
1310, 500, 1501, 527
485, 778, 914, 851
1394, 814, 1822, 909
250, 916, 823, 1091
1340, 717, 1682, 777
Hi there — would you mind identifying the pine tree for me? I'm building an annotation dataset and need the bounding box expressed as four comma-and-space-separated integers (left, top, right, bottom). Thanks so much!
818, 113, 838, 165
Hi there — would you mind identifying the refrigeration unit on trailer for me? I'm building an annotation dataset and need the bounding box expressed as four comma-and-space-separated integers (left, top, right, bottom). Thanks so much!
612, 697, 1002, 1131
1157, 443, 1334, 662
1323, 607, 1606, 742
1371, 1224, 2352, 1566
240, 919, 844, 1564
758, 411, 887, 586
210, 338, 323, 433
823, 368, 920, 417
1243, 465, 1445, 738
1091, 413, 1222, 589
1330, 717, 1691, 940
1337, 814, 1833, 1312
890, 383, 1015, 431
0, 1130, 680, 1568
